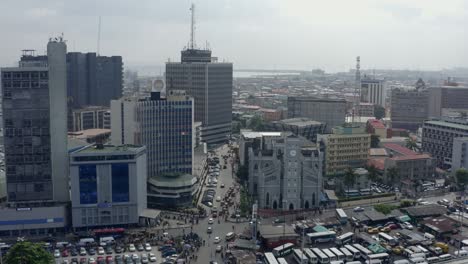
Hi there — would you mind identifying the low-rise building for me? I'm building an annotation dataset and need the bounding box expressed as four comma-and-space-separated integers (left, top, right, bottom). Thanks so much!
69, 144, 147, 229
258, 108, 282, 122
247, 133, 323, 210
69, 106, 111, 132
367, 119, 387, 138
319, 124, 371, 176
263, 118, 326, 142
147, 173, 198, 208
357, 103, 375, 117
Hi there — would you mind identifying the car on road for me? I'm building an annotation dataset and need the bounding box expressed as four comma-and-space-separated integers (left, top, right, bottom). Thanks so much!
207, 226, 213, 233
137, 244, 144, 251
144, 243, 152, 251
403, 222, 414, 229
128, 244, 136, 252
216, 196, 221, 202
214, 237, 221, 244
354, 206, 365, 212
98, 246, 105, 255
208, 218, 214, 224
272, 218, 285, 224
54, 249, 61, 258
216, 245, 222, 252
220, 183, 225, 188
148, 253, 157, 262
115, 245, 123, 253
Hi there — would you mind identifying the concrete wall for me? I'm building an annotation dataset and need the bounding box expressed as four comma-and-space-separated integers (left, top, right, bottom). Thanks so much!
47, 40, 70, 202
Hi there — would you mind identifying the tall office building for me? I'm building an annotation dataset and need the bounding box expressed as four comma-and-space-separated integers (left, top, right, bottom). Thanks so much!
247, 133, 323, 210
287, 96, 346, 133
428, 86, 468, 118
67, 52, 123, 108
360, 76, 386, 107
422, 119, 468, 168
0, 38, 69, 236
111, 90, 194, 178
2, 39, 68, 202
166, 49, 233, 146
391, 85, 428, 131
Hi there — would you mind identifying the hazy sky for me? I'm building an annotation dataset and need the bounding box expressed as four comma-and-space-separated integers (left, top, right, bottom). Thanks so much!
1, 0, 467, 72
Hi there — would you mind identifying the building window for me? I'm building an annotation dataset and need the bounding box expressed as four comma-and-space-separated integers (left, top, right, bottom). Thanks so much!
79, 164, 98, 204
112, 163, 129, 203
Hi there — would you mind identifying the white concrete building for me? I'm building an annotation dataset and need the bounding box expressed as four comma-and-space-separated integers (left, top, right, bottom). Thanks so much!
361, 76, 386, 107
452, 137, 468, 173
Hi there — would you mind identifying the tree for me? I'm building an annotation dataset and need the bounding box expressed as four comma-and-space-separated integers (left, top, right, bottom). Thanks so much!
366, 165, 379, 183
405, 138, 418, 152
343, 167, 356, 195
456, 168, 468, 190
370, 135, 380, 148
374, 204, 398, 215
386, 167, 399, 186
374, 105, 385, 120
248, 115, 265, 131
5, 241, 53, 264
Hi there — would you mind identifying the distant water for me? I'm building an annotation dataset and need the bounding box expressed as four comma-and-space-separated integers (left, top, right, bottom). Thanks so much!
234, 71, 300, 78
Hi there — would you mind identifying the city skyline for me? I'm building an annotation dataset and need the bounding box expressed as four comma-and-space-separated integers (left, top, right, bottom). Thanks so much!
0, 0, 467, 72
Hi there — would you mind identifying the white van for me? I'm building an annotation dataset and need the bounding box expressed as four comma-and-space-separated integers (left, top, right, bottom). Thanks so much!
394, 260, 410, 264
454, 250, 468, 257
423, 233, 435, 241
409, 257, 426, 264
409, 253, 426, 259
426, 257, 439, 264
225, 232, 235, 241
330, 261, 344, 264
438, 254, 452, 261
393, 259, 409, 264
78, 238, 95, 246
99, 236, 115, 245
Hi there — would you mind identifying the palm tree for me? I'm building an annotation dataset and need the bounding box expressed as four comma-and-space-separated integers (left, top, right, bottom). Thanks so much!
366, 165, 379, 183
386, 167, 399, 186
343, 167, 356, 196
405, 138, 418, 152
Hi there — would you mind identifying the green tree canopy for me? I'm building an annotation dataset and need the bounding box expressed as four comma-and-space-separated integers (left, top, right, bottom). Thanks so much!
386, 167, 399, 185
456, 168, 468, 189
374, 105, 385, 120
370, 135, 380, 148
248, 115, 265, 131
5, 241, 53, 264
343, 167, 356, 193
367, 165, 379, 183
405, 138, 418, 152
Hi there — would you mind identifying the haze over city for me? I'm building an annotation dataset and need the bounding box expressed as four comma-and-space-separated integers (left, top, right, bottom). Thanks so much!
1, 0, 468, 72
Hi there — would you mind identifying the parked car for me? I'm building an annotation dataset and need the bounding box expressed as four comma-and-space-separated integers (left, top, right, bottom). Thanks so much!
128, 244, 136, 252
144, 243, 152, 251
54, 249, 61, 258
354, 207, 365, 212
98, 246, 105, 255
403, 222, 414, 229
213, 237, 220, 244
149, 253, 157, 262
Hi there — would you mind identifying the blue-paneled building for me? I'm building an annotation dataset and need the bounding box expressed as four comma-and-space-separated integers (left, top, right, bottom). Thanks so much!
69, 144, 147, 229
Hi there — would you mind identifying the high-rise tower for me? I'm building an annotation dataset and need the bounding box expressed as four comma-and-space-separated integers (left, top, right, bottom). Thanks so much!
165, 4, 233, 146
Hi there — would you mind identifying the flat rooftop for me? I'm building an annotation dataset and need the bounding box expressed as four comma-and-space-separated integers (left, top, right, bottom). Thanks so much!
75, 144, 145, 154
241, 131, 282, 139
424, 120, 468, 130
277, 118, 323, 127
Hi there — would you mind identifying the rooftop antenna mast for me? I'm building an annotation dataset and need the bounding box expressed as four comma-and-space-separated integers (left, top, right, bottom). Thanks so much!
190, 3, 196, 49
97, 16, 102, 56
352, 56, 361, 124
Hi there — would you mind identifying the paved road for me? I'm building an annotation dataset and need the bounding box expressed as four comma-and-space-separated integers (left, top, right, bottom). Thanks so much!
194, 144, 249, 264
